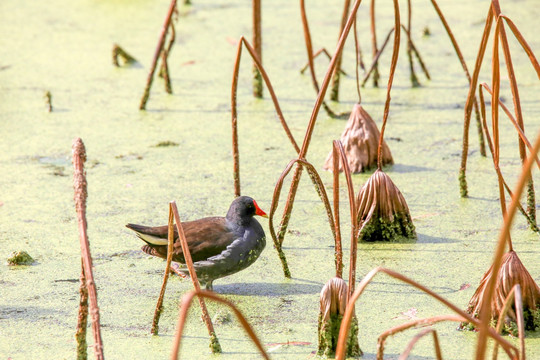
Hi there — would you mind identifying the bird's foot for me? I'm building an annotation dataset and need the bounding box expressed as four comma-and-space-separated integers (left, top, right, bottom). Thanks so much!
169, 263, 187, 278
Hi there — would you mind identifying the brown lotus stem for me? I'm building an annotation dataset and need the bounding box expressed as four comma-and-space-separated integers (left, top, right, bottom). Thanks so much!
361, 28, 394, 87
268, 158, 337, 277
299, 0, 345, 118
378, 316, 460, 360
429, 0, 485, 158
252, 0, 263, 98
478, 85, 538, 237
492, 284, 525, 360
330, 0, 351, 101
459, 6, 494, 197
369, 0, 380, 87
331, 140, 358, 295
376, 0, 400, 170
75, 260, 89, 360
273, 0, 367, 269
334, 141, 358, 298
160, 50, 172, 94
492, 8, 537, 232
73, 138, 105, 360
353, 19, 361, 102
231, 36, 301, 196
139, 0, 178, 110
332, 145, 343, 279
475, 126, 540, 359
398, 327, 443, 360
151, 206, 175, 335
170, 202, 221, 353
405, 0, 420, 87
334, 267, 519, 360
171, 289, 269, 359
480, 83, 540, 170
400, 25, 430, 80
300, 48, 348, 75
158, 20, 176, 94
112, 43, 138, 67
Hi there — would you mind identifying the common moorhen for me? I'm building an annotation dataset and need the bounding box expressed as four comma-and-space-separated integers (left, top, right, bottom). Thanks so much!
126, 196, 267, 290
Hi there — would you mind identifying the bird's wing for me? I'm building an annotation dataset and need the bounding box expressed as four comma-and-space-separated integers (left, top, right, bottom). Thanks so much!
188, 227, 264, 277
127, 217, 237, 263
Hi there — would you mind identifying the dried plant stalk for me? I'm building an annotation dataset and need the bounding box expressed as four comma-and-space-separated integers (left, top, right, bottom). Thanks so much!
274, 0, 398, 268
171, 289, 269, 360
139, 0, 178, 110
151, 206, 176, 335
252, 0, 263, 98
378, 315, 463, 359
475, 127, 540, 360
355, 170, 416, 242
231, 36, 300, 196
405, 0, 420, 87
329, 0, 351, 101
158, 20, 176, 94
72, 138, 104, 360
268, 158, 337, 278
332, 146, 343, 279
460, 1, 539, 203
369, 0, 380, 87
429, 0, 485, 158
323, 104, 393, 173
478, 84, 539, 232
112, 43, 137, 67
317, 277, 362, 358
398, 327, 443, 360
331, 140, 359, 297
492, 284, 525, 360
334, 267, 519, 360
459, 6, 493, 197
75, 260, 88, 360
299, 0, 347, 118
461, 251, 540, 333
491, 5, 536, 231
300, 48, 348, 75
170, 202, 222, 353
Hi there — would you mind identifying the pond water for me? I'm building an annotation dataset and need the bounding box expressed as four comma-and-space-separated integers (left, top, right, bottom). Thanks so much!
1, 0, 539, 359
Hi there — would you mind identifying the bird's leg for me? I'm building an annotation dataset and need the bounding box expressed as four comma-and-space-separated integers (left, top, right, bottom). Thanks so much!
205, 281, 214, 291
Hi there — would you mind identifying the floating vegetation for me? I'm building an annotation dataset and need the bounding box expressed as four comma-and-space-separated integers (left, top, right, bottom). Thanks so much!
6, 251, 35, 266
153, 140, 179, 147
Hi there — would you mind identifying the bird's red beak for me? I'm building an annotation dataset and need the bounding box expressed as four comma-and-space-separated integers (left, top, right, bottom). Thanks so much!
253, 200, 268, 218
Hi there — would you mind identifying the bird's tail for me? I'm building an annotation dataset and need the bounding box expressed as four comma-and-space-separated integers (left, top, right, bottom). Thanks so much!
125, 223, 169, 246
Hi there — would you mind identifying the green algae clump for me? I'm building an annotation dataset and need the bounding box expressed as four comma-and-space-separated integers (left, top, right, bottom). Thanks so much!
317, 277, 362, 358
7, 251, 35, 266
356, 170, 416, 242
